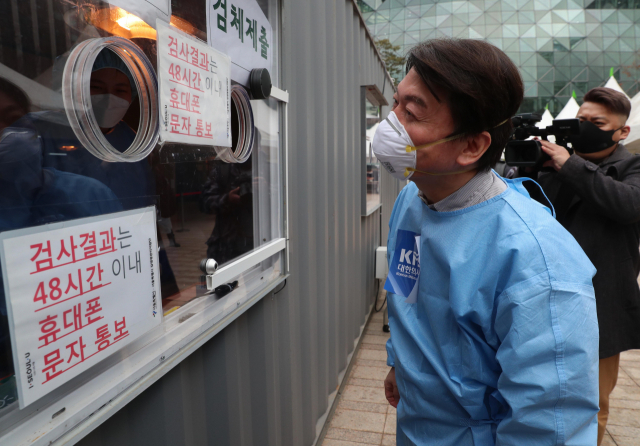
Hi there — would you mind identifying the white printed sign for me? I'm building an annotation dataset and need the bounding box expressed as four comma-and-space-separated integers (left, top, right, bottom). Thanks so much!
106, 0, 171, 29
206, 0, 273, 87
0, 207, 162, 408
157, 19, 232, 147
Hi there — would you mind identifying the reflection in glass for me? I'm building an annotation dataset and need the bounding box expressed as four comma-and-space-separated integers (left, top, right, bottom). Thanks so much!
366, 99, 381, 211
0, 77, 30, 410
201, 158, 254, 266
36, 48, 156, 211
0, 76, 123, 411
360, 1, 640, 114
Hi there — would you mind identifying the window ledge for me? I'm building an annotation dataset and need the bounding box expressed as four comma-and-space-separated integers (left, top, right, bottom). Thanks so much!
363, 203, 382, 217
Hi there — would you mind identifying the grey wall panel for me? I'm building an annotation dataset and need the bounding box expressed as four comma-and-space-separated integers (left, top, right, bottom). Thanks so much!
76, 1, 401, 445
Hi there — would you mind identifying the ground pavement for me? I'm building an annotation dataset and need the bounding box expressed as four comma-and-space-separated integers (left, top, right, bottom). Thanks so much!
321, 289, 640, 446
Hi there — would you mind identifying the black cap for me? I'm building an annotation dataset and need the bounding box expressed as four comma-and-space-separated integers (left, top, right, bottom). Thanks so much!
250, 68, 272, 100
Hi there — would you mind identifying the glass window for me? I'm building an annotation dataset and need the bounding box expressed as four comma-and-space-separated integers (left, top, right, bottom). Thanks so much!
365, 98, 381, 213
0, 0, 284, 426
361, 85, 386, 216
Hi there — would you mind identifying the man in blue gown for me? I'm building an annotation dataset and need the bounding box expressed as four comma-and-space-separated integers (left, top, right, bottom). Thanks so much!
373, 39, 599, 445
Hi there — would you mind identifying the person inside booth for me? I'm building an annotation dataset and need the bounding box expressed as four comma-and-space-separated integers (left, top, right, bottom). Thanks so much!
27, 48, 154, 211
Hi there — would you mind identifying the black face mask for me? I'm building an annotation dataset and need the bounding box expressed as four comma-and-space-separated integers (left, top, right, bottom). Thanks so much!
569, 120, 623, 154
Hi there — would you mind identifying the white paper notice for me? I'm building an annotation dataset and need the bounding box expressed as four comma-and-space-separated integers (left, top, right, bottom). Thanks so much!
106, 0, 171, 29
206, 0, 273, 87
157, 19, 232, 147
0, 207, 162, 408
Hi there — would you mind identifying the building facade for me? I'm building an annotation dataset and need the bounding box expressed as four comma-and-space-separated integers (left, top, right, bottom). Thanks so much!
359, 0, 640, 114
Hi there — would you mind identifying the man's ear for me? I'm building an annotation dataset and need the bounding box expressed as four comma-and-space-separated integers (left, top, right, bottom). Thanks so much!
619, 125, 631, 141
457, 131, 492, 167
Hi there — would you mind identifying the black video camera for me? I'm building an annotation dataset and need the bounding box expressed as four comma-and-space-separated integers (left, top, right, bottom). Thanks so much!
504, 113, 580, 167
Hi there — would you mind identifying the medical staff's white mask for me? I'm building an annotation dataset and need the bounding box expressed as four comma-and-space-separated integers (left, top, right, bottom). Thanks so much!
91, 94, 130, 129
371, 111, 466, 180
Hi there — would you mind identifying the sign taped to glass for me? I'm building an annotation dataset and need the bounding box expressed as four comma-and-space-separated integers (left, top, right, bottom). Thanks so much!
0, 207, 161, 408
157, 19, 232, 147
206, 0, 273, 87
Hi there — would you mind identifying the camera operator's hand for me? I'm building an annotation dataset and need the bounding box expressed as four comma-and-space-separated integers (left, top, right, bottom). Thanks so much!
537, 139, 571, 171
228, 187, 241, 205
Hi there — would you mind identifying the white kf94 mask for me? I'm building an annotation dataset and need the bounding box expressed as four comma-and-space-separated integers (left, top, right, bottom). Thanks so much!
371, 111, 417, 180
91, 94, 131, 129
372, 111, 509, 181
371, 111, 468, 181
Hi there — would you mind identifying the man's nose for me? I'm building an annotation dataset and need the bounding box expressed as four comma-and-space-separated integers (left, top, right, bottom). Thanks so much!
394, 106, 407, 127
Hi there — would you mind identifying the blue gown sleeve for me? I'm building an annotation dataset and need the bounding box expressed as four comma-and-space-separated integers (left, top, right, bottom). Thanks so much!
385, 185, 409, 369
386, 337, 396, 368
493, 277, 599, 445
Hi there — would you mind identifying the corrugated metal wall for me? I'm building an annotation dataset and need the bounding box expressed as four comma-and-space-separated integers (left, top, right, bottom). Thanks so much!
75, 2, 401, 445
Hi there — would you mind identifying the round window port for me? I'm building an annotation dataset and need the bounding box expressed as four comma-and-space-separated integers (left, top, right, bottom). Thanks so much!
215, 85, 255, 164
62, 36, 159, 163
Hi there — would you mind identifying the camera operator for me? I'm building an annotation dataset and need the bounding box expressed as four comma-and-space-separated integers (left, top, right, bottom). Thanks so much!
529, 87, 639, 446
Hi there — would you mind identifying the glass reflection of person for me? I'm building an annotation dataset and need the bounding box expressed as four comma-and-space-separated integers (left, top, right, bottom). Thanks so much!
0, 78, 122, 405
0, 79, 29, 134
0, 76, 121, 227
0, 77, 29, 403
200, 158, 254, 265
31, 48, 154, 210
0, 78, 120, 228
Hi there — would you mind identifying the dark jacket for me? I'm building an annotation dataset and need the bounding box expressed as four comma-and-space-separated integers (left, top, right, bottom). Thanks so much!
200, 162, 254, 265
532, 144, 640, 359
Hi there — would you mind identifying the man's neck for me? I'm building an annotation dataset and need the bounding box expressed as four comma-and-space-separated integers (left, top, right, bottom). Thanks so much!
412, 168, 479, 204
576, 142, 619, 165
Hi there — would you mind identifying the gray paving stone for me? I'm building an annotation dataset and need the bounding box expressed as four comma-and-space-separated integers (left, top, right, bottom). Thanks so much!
325, 427, 382, 445
329, 408, 386, 433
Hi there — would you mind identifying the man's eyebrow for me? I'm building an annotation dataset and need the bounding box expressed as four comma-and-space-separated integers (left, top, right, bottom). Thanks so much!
578, 115, 608, 121
403, 94, 427, 108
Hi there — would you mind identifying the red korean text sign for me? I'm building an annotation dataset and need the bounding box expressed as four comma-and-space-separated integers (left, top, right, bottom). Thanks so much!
0, 207, 161, 408
157, 19, 232, 146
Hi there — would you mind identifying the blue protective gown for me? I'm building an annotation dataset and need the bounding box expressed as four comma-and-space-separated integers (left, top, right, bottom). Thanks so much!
386, 180, 599, 446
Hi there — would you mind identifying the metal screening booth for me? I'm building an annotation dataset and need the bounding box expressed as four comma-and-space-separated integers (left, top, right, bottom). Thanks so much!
0, 0, 401, 445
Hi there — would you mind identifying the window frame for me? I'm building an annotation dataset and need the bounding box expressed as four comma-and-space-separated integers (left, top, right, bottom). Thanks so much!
0, 85, 290, 446
361, 84, 387, 217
